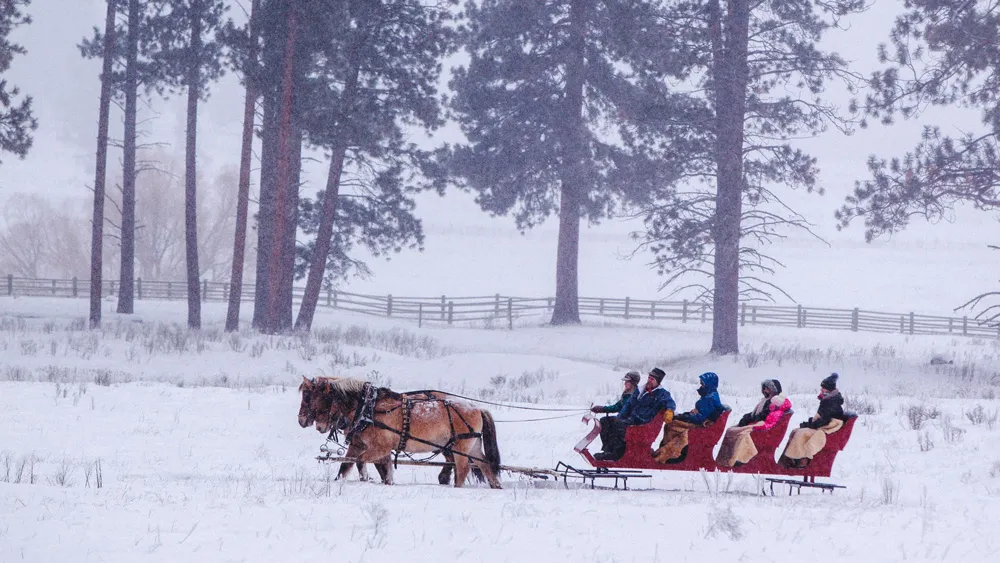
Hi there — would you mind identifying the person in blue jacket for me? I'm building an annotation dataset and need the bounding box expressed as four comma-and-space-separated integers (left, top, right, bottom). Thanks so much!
595, 368, 676, 461
674, 372, 725, 425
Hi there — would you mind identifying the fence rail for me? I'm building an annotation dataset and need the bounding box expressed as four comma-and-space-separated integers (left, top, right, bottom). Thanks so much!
3, 274, 998, 339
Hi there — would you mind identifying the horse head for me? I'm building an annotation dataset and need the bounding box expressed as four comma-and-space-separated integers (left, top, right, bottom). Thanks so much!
313, 377, 367, 434
298, 376, 316, 428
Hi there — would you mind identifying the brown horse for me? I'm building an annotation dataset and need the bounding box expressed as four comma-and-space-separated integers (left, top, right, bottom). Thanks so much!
298, 376, 387, 482
302, 377, 502, 488
297, 377, 473, 485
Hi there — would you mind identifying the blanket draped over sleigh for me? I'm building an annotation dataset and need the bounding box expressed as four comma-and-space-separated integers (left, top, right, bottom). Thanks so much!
715, 422, 763, 468
652, 419, 701, 463
781, 418, 844, 460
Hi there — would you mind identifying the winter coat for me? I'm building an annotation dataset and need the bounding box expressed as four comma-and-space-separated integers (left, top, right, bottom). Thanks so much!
754, 395, 792, 432
597, 391, 633, 414
618, 386, 676, 426
676, 372, 724, 426
800, 389, 845, 429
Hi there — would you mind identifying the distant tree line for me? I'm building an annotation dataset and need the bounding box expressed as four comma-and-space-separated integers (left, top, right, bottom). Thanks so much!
1, 0, 999, 353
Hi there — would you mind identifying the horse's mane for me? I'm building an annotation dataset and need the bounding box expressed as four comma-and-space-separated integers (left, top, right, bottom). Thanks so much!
317, 377, 368, 405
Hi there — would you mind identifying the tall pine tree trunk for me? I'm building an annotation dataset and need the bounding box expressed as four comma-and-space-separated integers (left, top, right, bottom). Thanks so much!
709, 0, 750, 355
226, 0, 260, 333
551, 0, 588, 325
117, 0, 139, 315
89, 0, 118, 329
295, 57, 361, 331
184, 0, 203, 328
252, 79, 278, 329
264, 2, 298, 333
279, 123, 301, 331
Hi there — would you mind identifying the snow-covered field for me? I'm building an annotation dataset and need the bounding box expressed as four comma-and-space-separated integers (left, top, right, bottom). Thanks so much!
2, 297, 1000, 562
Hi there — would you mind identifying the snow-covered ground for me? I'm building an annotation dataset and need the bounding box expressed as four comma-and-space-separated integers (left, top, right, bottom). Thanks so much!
2, 297, 999, 562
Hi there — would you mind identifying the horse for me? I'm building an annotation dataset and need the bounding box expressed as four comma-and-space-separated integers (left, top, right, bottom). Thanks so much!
297, 377, 476, 485
298, 376, 387, 482
301, 377, 503, 488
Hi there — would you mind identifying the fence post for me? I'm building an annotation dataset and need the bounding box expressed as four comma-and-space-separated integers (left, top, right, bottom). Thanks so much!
909, 312, 915, 335
796, 305, 803, 328
109, 280, 115, 296
681, 300, 688, 323
740, 302, 746, 327
851, 308, 859, 332
494, 294, 500, 316
701, 304, 707, 323
137, 278, 142, 300
899, 315, 905, 334
387, 294, 393, 317
599, 298, 605, 316
51, 279, 56, 295
223, 282, 228, 302
650, 302, 656, 320
801, 308, 807, 328
948, 318, 953, 334
326, 288, 331, 307
751, 306, 757, 324
624, 297, 630, 320
6, 274, 11, 295
547, 298, 553, 312
72, 277, 78, 297
441, 295, 446, 320
167, 281, 172, 300
963, 316, 968, 336
203, 280, 208, 302
333, 291, 338, 308
418, 303, 423, 328
507, 298, 513, 330
447, 301, 454, 325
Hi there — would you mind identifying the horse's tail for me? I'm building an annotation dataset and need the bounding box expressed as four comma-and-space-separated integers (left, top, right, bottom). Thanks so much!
480, 409, 502, 475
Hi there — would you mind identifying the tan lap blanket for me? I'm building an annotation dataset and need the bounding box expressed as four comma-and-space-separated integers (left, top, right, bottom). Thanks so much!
781, 418, 844, 460
652, 420, 700, 463
715, 423, 763, 468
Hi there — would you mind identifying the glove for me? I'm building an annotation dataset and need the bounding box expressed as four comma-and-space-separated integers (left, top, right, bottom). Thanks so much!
663, 409, 674, 424
590, 406, 604, 413
799, 421, 810, 428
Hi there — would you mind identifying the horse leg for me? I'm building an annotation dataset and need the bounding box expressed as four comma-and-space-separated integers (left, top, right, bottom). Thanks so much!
356, 462, 371, 481
337, 444, 364, 481
372, 455, 393, 485
452, 453, 471, 488
438, 452, 454, 485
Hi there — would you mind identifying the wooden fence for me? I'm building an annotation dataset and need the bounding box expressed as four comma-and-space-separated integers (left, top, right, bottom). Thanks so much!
3, 274, 998, 338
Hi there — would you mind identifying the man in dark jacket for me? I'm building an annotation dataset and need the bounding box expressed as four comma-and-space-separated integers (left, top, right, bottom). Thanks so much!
591, 371, 640, 414
595, 368, 676, 461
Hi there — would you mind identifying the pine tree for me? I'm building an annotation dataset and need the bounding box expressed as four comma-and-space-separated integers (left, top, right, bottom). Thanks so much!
147, 0, 228, 328
80, 0, 167, 315
223, 0, 260, 333
447, 0, 692, 325
293, 0, 456, 330
88, 0, 119, 329
838, 1, 1000, 241
0, 0, 37, 164
631, 0, 866, 354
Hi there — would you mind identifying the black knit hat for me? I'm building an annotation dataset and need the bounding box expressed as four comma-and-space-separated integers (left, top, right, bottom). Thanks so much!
648, 368, 666, 383
821, 373, 839, 391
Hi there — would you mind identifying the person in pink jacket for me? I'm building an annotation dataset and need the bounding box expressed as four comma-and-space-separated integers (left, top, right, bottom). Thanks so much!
716, 379, 792, 467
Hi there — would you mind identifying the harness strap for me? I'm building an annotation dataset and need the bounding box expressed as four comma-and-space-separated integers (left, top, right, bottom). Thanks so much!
394, 399, 412, 467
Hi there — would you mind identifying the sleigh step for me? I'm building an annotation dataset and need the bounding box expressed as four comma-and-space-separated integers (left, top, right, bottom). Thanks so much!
764, 477, 846, 496
554, 461, 652, 490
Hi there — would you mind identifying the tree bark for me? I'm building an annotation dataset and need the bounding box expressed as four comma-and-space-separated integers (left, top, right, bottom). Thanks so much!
279, 122, 301, 331
117, 0, 139, 315
89, 0, 118, 329
709, 0, 750, 355
551, 0, 588, 325
226, 0, 260, 333
263, 3, 298, 333
185, 0, 203, 328
252, 75, 278, 329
